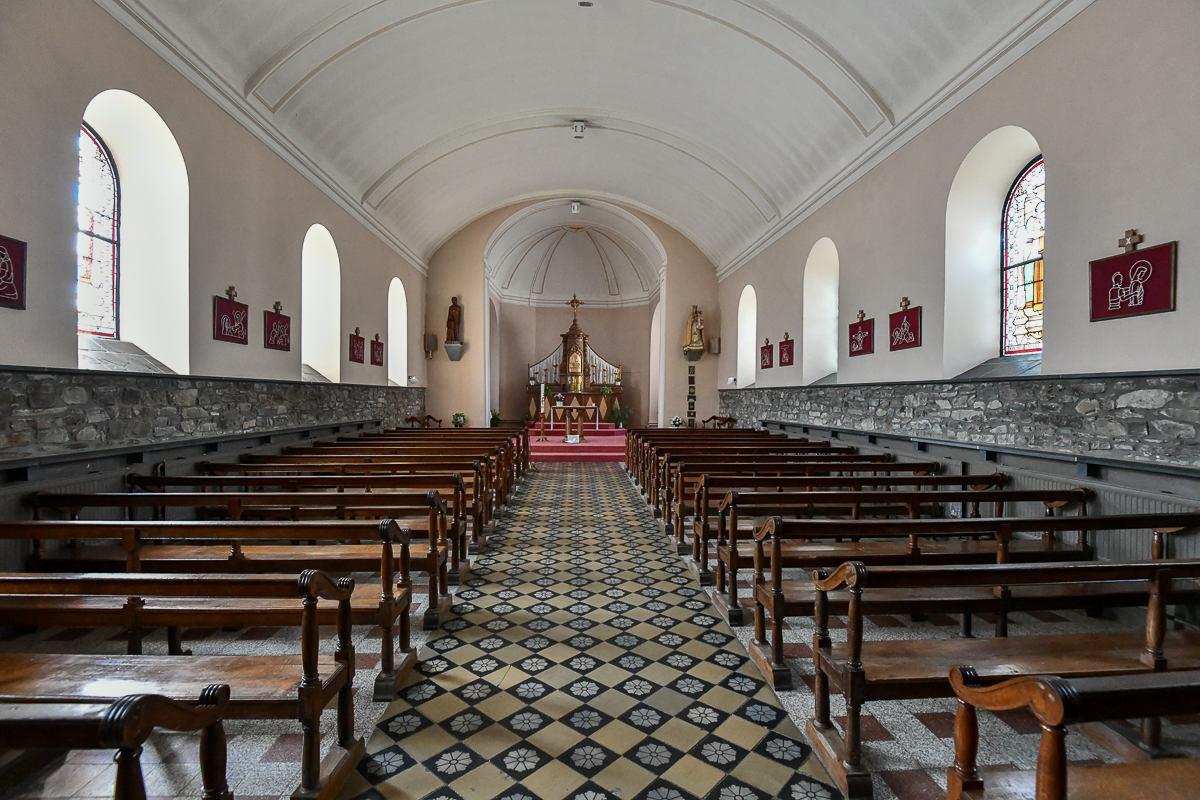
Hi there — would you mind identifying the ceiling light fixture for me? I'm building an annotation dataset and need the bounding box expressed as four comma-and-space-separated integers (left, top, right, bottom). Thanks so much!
571, 201, 582, 214
578, 1, 593, 6
572, 120, 586, 139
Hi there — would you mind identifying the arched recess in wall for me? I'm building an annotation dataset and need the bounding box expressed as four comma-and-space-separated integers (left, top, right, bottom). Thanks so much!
301, 224, 341, 383
802, 238, 839, 385
648, 301, 663, 426
737, 285, 757, 387
387, 278, 408, 386
944, 126, 1042, 378
80, 90, 189, 374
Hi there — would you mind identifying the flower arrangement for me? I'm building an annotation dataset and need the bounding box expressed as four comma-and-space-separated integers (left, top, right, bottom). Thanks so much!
670, 415, 684, 428
553, 392, 565, 405
490, 409, 501, 427
451, 412, 466, 427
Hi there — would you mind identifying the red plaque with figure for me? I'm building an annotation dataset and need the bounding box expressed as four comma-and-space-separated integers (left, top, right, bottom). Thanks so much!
213, 289, 249, 345
264, 304, 291, 351
0, 234, 27, 311
760, 341, 773, 369
1089, 240, 1176, 322
888, 301, 921, 352
779, 337, 794, 367
370, 336, 384, 366
849, 315, 874, 357
349, 331, 365, 363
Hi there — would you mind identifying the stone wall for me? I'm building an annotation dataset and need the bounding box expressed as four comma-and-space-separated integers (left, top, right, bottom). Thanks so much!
720, 373, 1200, 468
0, 367, 425, 462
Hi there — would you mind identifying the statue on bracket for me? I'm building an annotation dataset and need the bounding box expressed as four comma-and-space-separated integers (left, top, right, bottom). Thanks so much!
683, 304, 705, 361
446, 296, 463, 343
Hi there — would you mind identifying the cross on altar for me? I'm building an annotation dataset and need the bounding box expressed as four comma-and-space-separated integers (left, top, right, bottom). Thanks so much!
225, 286, 237, 301
1119, 229, 1143, 253
566, 293, 584, 319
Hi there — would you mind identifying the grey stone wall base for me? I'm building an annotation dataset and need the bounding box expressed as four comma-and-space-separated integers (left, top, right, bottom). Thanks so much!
0, 368, 425, 463
719, 374, 1200, 469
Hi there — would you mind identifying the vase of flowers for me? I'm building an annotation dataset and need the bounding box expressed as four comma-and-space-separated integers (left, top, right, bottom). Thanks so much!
451, 412, 466, 427
554, 393, 565, 407
670, 415, 683, 428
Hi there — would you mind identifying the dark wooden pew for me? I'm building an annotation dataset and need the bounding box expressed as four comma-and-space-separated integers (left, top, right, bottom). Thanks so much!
624, 429, 776, 486
947, 668, 1200, 800
805, 556, 1200, 799
0, 570, 363, 800
711, 487, 1088, 623
300, 441, 516, 500
686, 473, 1008, 580
0, 685, 231, 800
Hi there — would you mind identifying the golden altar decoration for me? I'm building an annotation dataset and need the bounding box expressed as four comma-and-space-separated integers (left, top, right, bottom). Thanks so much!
527, 294, 624, 422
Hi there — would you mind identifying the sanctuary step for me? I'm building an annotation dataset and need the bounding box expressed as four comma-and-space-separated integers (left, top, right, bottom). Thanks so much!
526, 422, 627, 437
529, 429, 626, 463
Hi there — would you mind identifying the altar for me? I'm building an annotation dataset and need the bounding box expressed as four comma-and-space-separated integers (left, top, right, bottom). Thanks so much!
526, 295, 625, 423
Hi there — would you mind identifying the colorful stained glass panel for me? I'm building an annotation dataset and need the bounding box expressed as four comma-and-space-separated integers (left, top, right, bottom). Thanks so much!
1002, 158, 1045, 355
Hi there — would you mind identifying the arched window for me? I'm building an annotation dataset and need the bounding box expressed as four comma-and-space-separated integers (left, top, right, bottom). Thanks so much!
301, 224, 341, 383
76, 123, 120, 338
802, 238, 839, 385
737, 285, 757, 387
1001, 156, 1045, 355
387, 278, 408, 386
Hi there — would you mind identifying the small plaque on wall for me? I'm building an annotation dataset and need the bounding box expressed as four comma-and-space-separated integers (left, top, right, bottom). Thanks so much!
0, 234, 28, 311
779, 336, 794, 367
349, 330, 366, 363
264, 305, 291, 351
849, 315, 874, 357
1089, 241, 1176, 321
760, 340, 774, 369
370, 336, 384, 366
888, 300, 921, 352
213, 290, 249, 345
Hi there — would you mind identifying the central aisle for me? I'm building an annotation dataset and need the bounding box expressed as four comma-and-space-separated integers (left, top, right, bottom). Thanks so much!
344, 463, 838, 800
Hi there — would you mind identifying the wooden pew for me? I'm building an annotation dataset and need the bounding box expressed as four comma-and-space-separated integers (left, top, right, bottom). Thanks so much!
643, 438, 837, 500
0, 515, 438, 643
805, 556, 1200, 799
0, 685, 231, 800
0, 570, 364, 800
364, 426, 531, 477
712, 487, 1088, 624
405, 414, 442, 427
625, 429, 776, 486
31, 486, 467, 586
686, 473, 1009, 580
701, 415, 736, 429
307, 438, 520, 499
947, 668, 1200, 800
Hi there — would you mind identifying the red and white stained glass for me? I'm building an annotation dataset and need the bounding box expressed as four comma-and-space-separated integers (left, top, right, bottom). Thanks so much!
1002, 158, 1045, 355
77, 125, 119, 338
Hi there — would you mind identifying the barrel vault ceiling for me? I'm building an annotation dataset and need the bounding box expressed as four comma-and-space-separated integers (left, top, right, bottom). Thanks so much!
96, 0, 1093, 277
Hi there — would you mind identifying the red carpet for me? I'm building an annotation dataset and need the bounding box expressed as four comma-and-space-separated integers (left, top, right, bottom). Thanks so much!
528, 423, 627, 462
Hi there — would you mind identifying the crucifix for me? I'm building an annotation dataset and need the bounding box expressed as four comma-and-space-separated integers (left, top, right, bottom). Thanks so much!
566, 293, 584, 320
1118, 228, 1143, 253
856, 310, 865, 323
273, 301, 283, 314
900, 297, 910, 311
225, 286, 237, 301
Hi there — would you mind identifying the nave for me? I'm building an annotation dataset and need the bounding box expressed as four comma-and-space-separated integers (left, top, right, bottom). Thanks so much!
344, 463, 838, 800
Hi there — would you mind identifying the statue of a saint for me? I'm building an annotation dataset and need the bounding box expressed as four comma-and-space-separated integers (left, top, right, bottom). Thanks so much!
683, 304, 705, 354
446, 297, 463, 343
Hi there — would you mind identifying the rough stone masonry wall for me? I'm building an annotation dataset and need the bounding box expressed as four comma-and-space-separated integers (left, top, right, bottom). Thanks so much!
720, 373, 1200, 467
0, 367, 426, 462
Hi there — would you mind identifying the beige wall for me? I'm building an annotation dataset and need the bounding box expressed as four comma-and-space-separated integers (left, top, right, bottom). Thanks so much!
0, 4, 426, 384
719, 0, 1200, 386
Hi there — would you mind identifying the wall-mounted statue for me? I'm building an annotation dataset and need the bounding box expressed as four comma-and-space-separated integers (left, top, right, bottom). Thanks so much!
683, 304, 705, 360
446, 296, 463, 343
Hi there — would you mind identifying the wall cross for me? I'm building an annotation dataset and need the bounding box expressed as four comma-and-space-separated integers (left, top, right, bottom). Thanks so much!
1118, 228, 1143, 253
225, 286, 237, 301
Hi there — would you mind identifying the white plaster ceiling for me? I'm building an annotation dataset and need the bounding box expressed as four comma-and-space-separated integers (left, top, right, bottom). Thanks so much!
484, 200, 666, 307
97, 0, 1093, 276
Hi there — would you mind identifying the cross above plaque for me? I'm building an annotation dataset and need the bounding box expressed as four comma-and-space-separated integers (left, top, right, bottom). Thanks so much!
225, 286, 237, 301
1118, 228, 1143, 253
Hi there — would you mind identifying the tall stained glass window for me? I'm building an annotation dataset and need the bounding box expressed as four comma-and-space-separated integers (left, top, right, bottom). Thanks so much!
77, 123, 120, 337
1002, 156, 1045, 355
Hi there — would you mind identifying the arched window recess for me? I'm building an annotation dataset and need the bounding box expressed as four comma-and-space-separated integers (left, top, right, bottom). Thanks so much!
1001, 155, 1045, 356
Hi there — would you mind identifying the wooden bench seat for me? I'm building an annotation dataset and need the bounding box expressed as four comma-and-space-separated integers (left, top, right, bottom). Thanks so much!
710, 487, 1088, 622
0, 685, 231, 800
947, 668, 1200, 800
802, 556, 1200, 800
0, 571, 363, 800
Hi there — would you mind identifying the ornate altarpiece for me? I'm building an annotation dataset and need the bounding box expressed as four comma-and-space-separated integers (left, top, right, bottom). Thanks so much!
526, 295, 623, 422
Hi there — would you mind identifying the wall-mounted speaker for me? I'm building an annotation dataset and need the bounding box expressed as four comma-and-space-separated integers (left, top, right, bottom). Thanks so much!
424, 334, 438, 359
708, 337, 721, 354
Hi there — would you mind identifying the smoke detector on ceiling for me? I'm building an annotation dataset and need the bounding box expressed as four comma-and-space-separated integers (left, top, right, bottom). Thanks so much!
572, 120, 586, 139
571, 201, 582, 214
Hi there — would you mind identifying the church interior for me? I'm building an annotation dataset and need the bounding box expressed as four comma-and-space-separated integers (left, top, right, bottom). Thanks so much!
1, 1, 1200, 799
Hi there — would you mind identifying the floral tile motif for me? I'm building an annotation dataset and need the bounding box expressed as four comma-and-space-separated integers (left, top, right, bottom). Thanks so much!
344, 463, 840, 800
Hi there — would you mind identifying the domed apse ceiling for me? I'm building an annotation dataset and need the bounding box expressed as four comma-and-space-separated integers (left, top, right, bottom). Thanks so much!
484, 200, 666, 307
98, 0, 1092, 276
